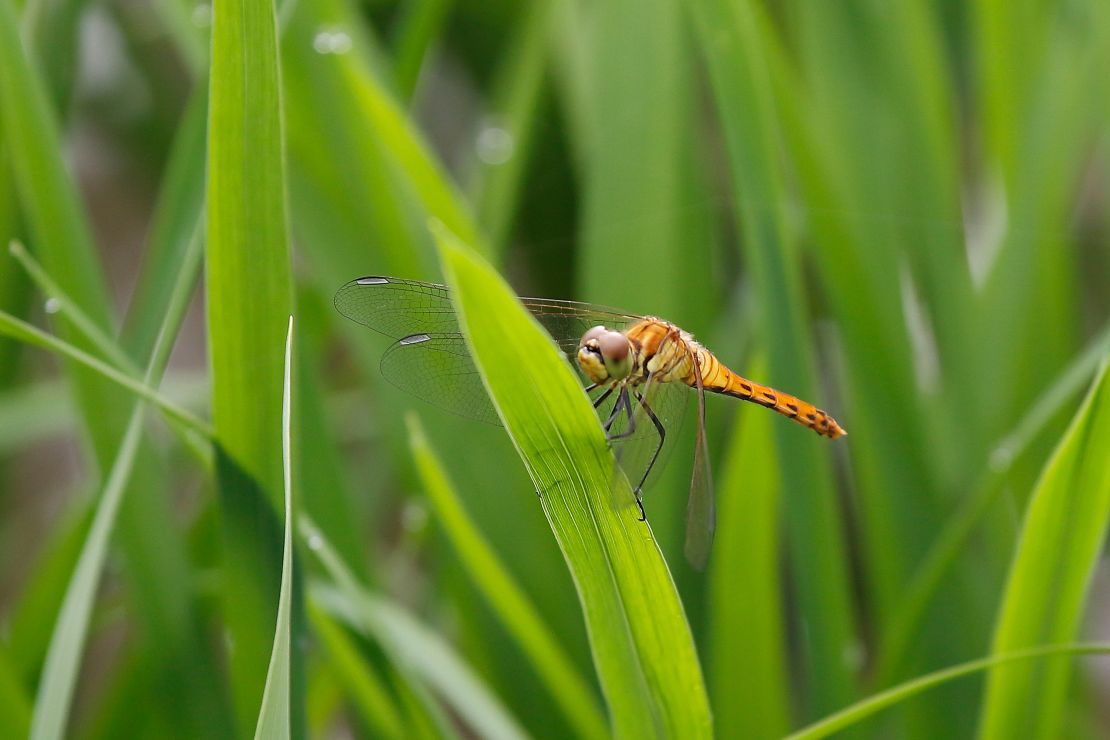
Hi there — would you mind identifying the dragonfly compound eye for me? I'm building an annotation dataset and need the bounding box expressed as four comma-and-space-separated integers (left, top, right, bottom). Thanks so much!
598, 331, 631, 380
579, 325, 607, 349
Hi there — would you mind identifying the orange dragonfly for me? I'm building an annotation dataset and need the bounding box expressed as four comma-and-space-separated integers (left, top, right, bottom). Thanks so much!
335, 276, 845, 567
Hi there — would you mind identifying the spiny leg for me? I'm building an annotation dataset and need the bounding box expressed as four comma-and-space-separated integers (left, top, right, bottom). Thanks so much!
630, 390, 665, 522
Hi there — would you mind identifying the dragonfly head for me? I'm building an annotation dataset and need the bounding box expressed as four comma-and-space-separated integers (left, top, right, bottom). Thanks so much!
578, 326, 632, 383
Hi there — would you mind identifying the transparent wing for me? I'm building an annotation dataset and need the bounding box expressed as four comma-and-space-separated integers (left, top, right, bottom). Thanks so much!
683, 359, 716, 570
379, 333, 501, 426
334, 275, 644, 424
334, 275, 642, 346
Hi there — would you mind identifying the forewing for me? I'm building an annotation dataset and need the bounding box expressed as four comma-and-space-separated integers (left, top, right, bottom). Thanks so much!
379, 333, 500, 425
334, 276, 461, 339
335, 275, 645, 425
335, 275, 641, 349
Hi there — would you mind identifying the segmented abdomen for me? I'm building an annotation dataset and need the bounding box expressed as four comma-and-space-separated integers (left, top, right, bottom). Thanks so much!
691, 349, 846, 439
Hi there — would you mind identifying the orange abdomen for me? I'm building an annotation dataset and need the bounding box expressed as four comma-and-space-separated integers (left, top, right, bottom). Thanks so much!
693, 351, 846, 439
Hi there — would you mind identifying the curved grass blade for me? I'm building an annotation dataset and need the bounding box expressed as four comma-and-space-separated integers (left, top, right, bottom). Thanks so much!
406, 412, 607, 740
0, 309, 211, 438
979, 360, 1110, 739
789, 643, 1110, 740
8, 240, 136, 374
254, 317, 296, 740
307, 604, 406, 740
434, 223, 711, 738
875, 320, 1110, 684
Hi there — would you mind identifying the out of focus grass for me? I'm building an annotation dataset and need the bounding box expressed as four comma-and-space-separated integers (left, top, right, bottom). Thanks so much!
1, 0, 1110, 737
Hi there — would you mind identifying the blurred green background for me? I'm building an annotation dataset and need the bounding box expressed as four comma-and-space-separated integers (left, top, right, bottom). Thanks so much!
2, 0, 1110, 737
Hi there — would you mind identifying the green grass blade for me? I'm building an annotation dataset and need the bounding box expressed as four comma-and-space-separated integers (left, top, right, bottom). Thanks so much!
0, 647, 30, 738
303, 521, 528, 740
28, 219, 209, 740
8, 240, 138, 374
469, 0, 551, 257
406, 412, 607, 740
708, 357, 790, 739
789, 643, 1110, 740
0, 0, 137, 465
206, 0, 295, 725
308, 604, 407, 740
29, 404, 145, 740
121, 89, 208, 359
254, 318, 296, 740
979, 360, 1110, 739
571, 0, 715, 331
434, 223, 711, 737
877, 318, 1110, 684
690, 0, 857, 716
0, 309, 211, 437
391, 0, 451, 100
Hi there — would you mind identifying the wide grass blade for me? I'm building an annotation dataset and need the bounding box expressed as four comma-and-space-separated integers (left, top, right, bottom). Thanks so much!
254, 318, 296, 740
406, 412, 607, 740
979, 361, 1110, 739
435, 223, 711, 737
206, 0, 295, 725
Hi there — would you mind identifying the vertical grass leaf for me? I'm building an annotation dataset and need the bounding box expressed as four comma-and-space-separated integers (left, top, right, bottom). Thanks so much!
206, 0, 295, 724
708, 356, 791, 739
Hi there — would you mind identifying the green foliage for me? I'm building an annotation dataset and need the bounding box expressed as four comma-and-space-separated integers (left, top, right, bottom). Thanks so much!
2, 0, 1110, 737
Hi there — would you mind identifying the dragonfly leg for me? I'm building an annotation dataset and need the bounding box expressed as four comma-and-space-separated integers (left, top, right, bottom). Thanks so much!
592, 385, 615, 410
603, 386, 628, 431
631, 390, 666, 503
606, 387, 637, 441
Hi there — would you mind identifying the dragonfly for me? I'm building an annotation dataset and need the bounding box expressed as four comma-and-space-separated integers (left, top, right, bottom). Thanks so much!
335, 275, 846, 568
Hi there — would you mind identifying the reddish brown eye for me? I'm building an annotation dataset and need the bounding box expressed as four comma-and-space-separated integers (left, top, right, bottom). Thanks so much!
597, 332, 629, 362
579, 325, 607, 349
